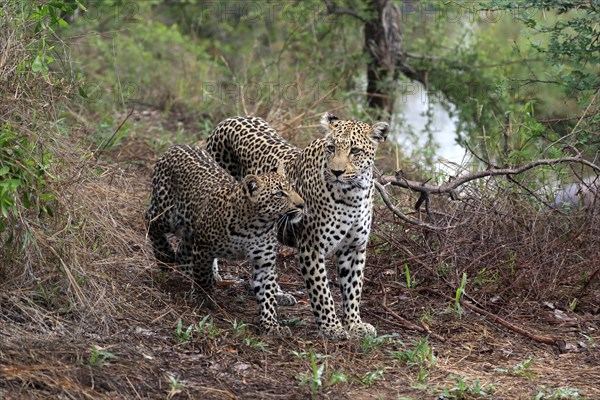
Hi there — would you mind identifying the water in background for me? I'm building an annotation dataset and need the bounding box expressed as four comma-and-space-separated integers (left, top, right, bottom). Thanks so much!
390, 81, 469, 177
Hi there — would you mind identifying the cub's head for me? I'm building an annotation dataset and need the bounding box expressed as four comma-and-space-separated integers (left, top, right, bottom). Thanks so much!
320, 112, 389, 189
242, 173, 304, 223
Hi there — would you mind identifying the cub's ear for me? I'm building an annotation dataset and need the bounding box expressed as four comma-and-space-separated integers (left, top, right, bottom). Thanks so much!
276, 161, 287, 177
320, 112, 340, 134
243, 175, 262, 199
370, 121, 389, 143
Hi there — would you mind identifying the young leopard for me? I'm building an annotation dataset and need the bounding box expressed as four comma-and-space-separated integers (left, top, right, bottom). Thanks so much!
206, 113, 389, 340
146, 145, 304, 335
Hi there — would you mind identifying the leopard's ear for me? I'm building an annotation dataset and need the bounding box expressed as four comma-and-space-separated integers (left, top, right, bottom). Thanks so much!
370, 121, 389, 143
320, 112, 340, 135
243, 175, 262, 199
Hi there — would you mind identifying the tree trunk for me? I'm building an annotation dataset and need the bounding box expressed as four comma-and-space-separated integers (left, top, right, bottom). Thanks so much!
364, 0, 401, 116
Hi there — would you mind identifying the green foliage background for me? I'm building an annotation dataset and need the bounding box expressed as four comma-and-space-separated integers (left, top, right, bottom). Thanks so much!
58, 0, 598, 161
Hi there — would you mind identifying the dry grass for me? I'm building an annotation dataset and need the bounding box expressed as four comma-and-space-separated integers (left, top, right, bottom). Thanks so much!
371, 173, 600, 312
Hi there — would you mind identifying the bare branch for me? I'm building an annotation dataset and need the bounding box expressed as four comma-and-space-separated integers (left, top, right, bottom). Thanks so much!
379, 157, 600, 199
374, 181, 457, 231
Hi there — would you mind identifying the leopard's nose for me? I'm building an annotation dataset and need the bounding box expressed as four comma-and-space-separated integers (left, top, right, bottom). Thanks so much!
297, 201, 305, 209
331, 169, 345, 177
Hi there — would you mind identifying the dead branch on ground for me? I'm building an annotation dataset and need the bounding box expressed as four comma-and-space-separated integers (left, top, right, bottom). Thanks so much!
378, 280, 446, 341
420, 288, 561, 347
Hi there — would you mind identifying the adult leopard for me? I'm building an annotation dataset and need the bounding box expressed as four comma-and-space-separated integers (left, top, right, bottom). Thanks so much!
206, 113, 389, 339
147, 145, 304, 335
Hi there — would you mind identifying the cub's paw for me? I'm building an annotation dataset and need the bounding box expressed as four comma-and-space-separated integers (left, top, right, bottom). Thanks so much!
346, 322, 377, 339
263, 324, 292, 337
275, 291, 297, 306
317, 324, 349, 341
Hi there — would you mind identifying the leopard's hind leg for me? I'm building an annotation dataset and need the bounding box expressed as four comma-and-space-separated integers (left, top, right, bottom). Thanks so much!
147, 204, 176, 269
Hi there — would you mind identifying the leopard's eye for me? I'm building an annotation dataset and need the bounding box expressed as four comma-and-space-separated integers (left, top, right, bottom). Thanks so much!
275, 190, 286, 198
350, 147, 362, 155
326, 144, 335, 153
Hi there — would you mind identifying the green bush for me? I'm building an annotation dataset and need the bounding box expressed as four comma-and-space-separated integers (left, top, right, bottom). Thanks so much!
66, 4, 216, 117
0, 125, 55, 241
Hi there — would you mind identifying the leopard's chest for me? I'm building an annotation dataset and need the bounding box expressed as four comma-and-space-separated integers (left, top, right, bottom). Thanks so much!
305, 190, 372, 255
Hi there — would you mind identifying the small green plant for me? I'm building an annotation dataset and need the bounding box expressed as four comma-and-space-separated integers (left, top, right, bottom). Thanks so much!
436, 262, 450, 278
29, 281, 60, 308
419, 308, 433, 325
166, 374, 186, 400
243, 336, 269, 352
196, 315, 212, 331
437, 376, 493, 399
359, 368, 385, 387
295, 352, 350, 394
404, 263, 413, 288
360, 333, 398, 353
495, 358, 534, 378
391, 337, 436, 382
88, 345, 116, 367
296, 351, 326, 395
568, 298, 578, 312
175, 318, 193, 344
534, 386, 584, 400
473, 268, 498, 288
195, 315, 222, 338
327, 370, 349, 386
455, 273, 467, 318
231, 319, 248, 337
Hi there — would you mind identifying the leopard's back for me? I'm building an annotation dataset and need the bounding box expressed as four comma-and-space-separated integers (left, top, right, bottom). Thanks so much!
206, 116, 301, 179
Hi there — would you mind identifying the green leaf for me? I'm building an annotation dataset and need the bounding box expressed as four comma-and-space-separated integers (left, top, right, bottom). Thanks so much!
78, 85, 88, 99
0, 178, 22, 191
31, 55, 46, 73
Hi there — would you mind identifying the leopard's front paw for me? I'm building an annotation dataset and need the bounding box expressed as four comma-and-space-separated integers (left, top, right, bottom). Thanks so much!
346, 322, 377, 339
262, 324, 292, 337
275, 291, 297, 306
317, 323, 349, 341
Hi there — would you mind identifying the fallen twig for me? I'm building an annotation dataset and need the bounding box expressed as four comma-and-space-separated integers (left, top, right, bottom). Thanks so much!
378, 280, 446, 342
420, 288, 561, 347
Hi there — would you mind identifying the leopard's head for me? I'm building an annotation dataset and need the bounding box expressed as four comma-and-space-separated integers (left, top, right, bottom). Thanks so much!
243, 173, 304, 223
320, 112, 389, 189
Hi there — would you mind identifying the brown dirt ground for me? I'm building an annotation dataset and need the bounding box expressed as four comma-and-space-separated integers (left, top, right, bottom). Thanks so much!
1, 127, 599, 400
